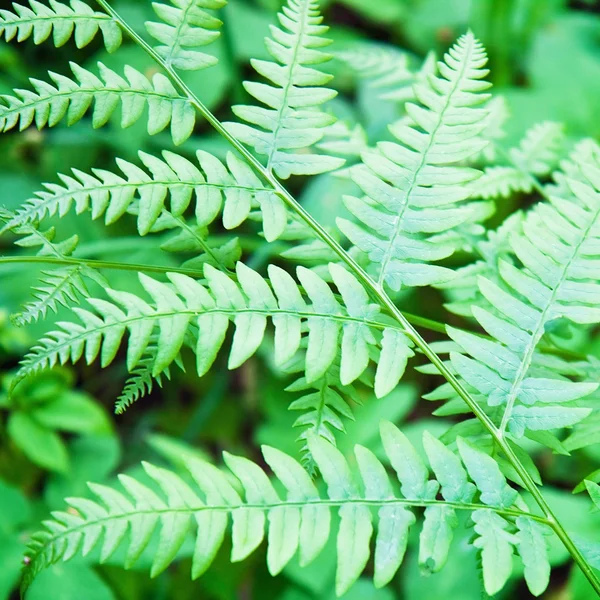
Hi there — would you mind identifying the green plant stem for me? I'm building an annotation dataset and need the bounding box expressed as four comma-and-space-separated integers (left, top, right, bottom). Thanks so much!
93, 2, 600, 593
0, 255, 203, 278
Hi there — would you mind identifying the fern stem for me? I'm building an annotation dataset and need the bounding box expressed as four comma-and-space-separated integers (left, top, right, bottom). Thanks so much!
93, 2, 600, 592
169, 213, 235, 275
0, 255, 203, 277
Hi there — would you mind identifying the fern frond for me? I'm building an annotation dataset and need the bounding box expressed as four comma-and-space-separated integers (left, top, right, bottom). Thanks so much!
511, 121, 564, 175
337, 31, 491, 291
22, 422, 551, 597
449, 143, 600, 438
225, 0, 345, 178
437, 211, 523, 317
338, 43, 436, 104
548, 138, 600, 197
337, 43, 412, 90
0, 209, 105, 325
0, 62, 195, 145
3, 150, 288, 241
14, 262, 413, 403
156, 217, 241, 273
470, 165, 532, 199
284, 355, 359, 458
473, 121, 564, 199
146, 0, 225, 71
15, 266, 89, 326
0, 0, 121, 51
477, 95, 509, 162
115, 344, 169, 414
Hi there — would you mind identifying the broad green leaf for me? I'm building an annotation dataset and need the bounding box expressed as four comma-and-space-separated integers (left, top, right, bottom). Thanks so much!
7, 412, 69, 472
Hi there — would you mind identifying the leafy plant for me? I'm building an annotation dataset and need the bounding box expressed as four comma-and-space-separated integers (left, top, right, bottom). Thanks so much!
1, 0, 600, 599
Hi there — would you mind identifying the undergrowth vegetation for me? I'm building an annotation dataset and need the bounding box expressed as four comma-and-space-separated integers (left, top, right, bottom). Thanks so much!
1, 0, 600, 598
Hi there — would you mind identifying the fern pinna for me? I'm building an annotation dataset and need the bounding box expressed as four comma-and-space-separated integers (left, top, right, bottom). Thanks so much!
1, 0, 600, 597
22, 422, 551, 597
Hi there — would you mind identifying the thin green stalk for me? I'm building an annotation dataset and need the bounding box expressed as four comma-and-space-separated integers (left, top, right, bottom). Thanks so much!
93, 2, 600, 593
0, 255, 204, 278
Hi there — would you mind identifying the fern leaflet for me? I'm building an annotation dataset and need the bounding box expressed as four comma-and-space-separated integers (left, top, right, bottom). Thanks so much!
225, 0, 345, 178
338, 31, 491, 291
13, 262, 413, 404
0, 209, 105, 325
449, 143, 600, 438
22, 421, 551, 597
0, 62, 195, 145
0, 0, 121, 51
146, 0, 225, 71
1, 150, 288, 241
473, 121, 564, 199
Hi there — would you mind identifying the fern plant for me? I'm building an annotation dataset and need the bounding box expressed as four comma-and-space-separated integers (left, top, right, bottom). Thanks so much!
1, 0, 600, 597
22, 421, 551, 597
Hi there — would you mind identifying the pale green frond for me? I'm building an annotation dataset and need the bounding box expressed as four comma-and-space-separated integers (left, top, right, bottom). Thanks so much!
0, 209, 105, 325
0, 0, 121, 51
336, 43, 433, 104
510, 121, 564, 176
0, 62, 195, 145
317, 121, 368, 159
23, 422, 547, 597
285, 358, 358, 464
145, 0, 225, 71
13, 263, 413, 403
115, 344, 170, 414
549, 138, 600, 197
3, 150, 287, 241
473, 121, 565, 199
337, 31, 492, 291
478, 95, 510, 162
437, 211, 524, 317
472, 509, 516, 595
449, 142, 600, 439
1, 207, 79, 257
515, 516, 552, 597
15, 266, 90, 326
471, 165, 532, 199
224, 0, 345, 178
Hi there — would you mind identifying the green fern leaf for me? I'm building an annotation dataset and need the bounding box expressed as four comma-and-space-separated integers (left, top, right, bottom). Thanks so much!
225, 0, 345, 178
473, 121, 564, 199
449, 143, 600, 438
472, 509, 516, 595
0, 209, 106, 325
15, 266, 89, 326
114, 343, 173, 414
22, 421, 549, 597
3, 150, 287, 241
13, 262, 413, 400
285, 358, 358, 462
0, 0, 122, 51
337, 42, 436, 104
146, 0, 225, 71
0, 62, 195, 145
337, 31, 491, 291
515, 516, 551, 597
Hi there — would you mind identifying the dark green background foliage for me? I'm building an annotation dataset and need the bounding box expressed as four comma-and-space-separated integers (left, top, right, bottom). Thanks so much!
2, 0, 600, 599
